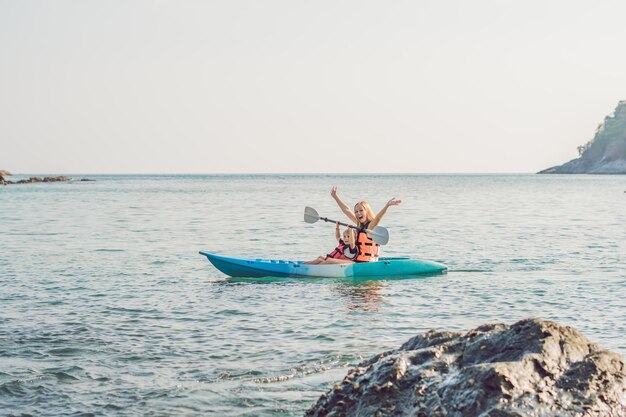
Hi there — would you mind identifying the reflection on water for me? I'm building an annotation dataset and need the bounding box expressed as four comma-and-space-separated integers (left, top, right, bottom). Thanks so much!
220, 275, 388, 312
334, 281, 387, 312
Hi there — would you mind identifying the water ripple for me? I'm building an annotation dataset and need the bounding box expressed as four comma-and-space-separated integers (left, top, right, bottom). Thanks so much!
1, 174, 625, 416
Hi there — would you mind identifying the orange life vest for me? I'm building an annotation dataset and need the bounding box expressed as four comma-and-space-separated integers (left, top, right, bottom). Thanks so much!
355, 223, 380, 262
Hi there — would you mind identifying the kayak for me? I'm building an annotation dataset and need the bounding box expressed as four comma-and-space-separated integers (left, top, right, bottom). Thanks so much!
199, 251, 447, 278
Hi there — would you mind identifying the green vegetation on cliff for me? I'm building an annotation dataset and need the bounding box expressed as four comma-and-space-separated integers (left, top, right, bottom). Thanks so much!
580, 101, 626, 159
540, 101, 626, 174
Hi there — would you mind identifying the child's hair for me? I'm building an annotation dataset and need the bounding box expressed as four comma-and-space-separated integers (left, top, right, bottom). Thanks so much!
343, 228, 356, 245
354, 201, 375, 225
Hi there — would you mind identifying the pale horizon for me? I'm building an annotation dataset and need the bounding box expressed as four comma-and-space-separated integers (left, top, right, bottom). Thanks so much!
2, 0, 625, 174
5, 171, 543, 175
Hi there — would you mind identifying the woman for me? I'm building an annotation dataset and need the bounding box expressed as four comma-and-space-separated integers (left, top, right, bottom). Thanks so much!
330, 186, 401, 262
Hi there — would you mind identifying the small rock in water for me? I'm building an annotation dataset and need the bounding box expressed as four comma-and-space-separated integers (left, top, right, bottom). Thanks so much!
43, 176, 71, 182
306, 318, 625, 417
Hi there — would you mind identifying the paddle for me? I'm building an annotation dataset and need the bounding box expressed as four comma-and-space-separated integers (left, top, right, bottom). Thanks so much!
303, 206, 390, 245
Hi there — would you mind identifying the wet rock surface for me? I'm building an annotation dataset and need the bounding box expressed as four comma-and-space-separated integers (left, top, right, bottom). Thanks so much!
306, 318, 625, 417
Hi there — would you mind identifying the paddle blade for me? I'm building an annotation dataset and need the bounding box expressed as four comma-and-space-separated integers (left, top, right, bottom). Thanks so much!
304, 206, 320, 224
369, 226, 390, 245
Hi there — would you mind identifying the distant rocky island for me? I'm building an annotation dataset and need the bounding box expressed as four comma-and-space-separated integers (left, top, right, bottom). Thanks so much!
539, 100, 626, 174
0, 171, 94, 185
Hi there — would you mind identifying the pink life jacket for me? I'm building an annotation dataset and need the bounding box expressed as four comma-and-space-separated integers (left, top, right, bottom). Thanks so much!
327, 239, 358, 260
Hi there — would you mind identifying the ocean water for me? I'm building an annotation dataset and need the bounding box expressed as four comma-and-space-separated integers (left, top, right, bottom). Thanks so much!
0, 174, 624, 416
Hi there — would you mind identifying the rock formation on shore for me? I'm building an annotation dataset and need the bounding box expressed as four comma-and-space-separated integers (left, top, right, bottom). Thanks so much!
306, 318, 625, 417
539, 101, 626, 174
0, 170, 10, 185
0, 175, 73, 185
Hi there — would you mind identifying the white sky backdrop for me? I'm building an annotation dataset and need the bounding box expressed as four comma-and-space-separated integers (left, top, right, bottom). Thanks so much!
1, 0, 625, 174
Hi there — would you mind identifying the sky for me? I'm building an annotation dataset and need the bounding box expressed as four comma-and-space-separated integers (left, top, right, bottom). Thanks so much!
1, 0, 625, 174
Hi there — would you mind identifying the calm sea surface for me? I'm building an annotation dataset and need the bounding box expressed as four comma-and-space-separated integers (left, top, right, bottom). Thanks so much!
1, 174, 624, 416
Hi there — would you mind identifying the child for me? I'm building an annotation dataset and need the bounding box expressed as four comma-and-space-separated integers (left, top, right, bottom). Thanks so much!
304, 222, 358, 264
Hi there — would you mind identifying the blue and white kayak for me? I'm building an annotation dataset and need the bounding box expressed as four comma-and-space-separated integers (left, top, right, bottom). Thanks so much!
199, 251, 447, 278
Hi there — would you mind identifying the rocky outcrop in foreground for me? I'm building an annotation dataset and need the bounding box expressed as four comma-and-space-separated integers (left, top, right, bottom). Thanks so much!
307, 318, 625, 417
540, 101, 626, 174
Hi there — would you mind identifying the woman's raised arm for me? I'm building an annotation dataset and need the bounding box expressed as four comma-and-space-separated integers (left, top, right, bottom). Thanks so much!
369, 197, 402, 229
331, 186, 358, 224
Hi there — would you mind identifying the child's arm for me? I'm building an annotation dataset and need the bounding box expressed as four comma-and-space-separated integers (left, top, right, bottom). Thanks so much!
335, 222, 341, 242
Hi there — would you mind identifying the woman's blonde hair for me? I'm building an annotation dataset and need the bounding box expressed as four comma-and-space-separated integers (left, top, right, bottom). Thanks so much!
354, 201, 375, 226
